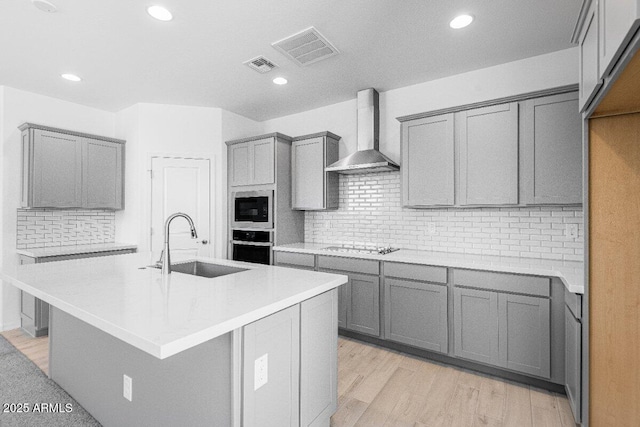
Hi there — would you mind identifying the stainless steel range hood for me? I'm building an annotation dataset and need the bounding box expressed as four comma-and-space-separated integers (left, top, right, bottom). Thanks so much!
325, 88, 400, 174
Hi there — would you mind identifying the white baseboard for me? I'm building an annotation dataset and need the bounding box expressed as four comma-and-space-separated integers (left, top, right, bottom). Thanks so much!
0, 321, 21, 332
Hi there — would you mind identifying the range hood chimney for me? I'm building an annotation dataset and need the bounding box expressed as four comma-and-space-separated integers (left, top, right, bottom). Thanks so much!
325, 88, 400, 174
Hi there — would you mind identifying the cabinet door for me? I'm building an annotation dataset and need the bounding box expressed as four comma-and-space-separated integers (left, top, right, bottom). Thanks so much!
458, 103, 519, 205
31, 129, 83, 207
599, 0, 639, 79
522, 92, 582, 205
384, 278, 448, 353
453, 287, 499, 365
337, 282, 348, 329
251, 138, 275, 185
579, 1, 602, 111
243, 305, 300, 427
300, 290, 338, 427
292, 137, 325, 210
347, 273, 380, 337
84, 138, 123, 209
498, 294, 550, 378
565, 305, 582, 423
230, 142, 250, 186
402, 114, 455, 206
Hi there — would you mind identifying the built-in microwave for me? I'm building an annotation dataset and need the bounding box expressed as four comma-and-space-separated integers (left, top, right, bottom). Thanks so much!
231, 190, 273, 229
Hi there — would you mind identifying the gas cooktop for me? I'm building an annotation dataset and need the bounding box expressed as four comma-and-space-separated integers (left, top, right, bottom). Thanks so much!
323, 245, 400, 255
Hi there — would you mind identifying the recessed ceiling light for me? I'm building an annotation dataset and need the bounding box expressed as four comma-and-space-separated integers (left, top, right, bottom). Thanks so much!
450, 14, 474, 29
61, 73, 82, 82
31, 0, 57, 13
147, 5, 173, 21
273, 77, 288, 85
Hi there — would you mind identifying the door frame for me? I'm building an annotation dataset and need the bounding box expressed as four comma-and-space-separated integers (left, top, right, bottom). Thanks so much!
145, 152, 214, 258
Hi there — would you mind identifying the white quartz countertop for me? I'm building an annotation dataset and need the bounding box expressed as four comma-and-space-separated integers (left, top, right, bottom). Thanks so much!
273, 243, 584, 294
1, 252, 347, 359
16, 242, 138, 258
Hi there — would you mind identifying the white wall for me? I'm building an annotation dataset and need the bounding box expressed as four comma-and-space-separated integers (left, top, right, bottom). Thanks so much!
114, 104, 262, 259
0, 86, 115, 331
262, 48, 579, 162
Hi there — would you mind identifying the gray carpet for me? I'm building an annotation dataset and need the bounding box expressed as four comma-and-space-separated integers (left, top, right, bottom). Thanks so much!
0, 335, 101, 427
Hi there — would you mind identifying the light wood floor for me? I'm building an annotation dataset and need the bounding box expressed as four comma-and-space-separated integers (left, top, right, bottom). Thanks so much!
332, 337, 577, 427
1, 328, 49, 375
1, 329, 576, 426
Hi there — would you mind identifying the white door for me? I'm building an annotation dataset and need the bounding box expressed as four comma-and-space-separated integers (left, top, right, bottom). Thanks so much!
150, 157, 211, 258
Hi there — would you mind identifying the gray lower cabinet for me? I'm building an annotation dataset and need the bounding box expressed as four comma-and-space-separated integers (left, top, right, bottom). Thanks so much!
19, 249, 136, 337
498, 293, 551, 378
457, 102, 519, 205
243, 305, 300, 427
521, 92, 582, 205
453, 287, 500, 366
453, 270, 551, 379
565, 301, 582, 423
384, 278, 448, 353
346, 273, 380, 337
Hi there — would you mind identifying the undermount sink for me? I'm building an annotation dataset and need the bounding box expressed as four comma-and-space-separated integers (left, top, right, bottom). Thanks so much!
170, 261, 248, 278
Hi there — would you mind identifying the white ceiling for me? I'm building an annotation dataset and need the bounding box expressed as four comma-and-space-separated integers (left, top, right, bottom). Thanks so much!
0, 0, 581, 121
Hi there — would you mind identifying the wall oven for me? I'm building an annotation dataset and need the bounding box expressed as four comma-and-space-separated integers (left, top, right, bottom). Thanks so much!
231, 229, 272, 265
231, 190, 273, 229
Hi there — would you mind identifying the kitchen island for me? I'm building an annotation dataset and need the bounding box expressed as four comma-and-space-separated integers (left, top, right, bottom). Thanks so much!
1, 252, 347, 427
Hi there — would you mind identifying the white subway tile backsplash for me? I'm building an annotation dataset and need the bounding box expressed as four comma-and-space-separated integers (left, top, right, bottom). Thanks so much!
16, 209, 115, 249
304, 171, 584, 261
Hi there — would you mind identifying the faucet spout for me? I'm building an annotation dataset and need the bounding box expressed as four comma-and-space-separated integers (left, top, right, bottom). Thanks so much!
159, 212, 198, 275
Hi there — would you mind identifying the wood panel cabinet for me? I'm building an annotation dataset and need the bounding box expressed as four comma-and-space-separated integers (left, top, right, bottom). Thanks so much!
521, 92, 582, 204
458, 103, 519, 205
291, 132, 340, 210
228, 137, 275, 187
401, 114, 455, 207
20, 123, 125, 209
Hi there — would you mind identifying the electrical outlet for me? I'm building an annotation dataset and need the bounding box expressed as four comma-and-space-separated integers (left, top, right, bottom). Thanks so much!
123, 375, 132, 401
427, 222, 436, 235
565, 224, 579, 239
254, 353, 268, 391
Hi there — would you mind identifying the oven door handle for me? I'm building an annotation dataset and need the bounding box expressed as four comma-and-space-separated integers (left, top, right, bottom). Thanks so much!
231, 240, 273, 247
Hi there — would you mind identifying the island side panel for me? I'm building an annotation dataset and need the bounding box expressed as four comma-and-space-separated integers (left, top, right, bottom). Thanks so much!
49, 308, 233, 427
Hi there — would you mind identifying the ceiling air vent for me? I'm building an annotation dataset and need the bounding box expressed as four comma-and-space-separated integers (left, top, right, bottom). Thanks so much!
272, 27, 339, 66
243, 56, 278, 74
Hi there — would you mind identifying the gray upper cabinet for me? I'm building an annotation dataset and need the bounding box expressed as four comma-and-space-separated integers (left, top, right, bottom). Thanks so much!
498, 293, 551, 379
521, 92, 582, 205
401, 114, 455, 207
598, 0, 640, 80
453, 287, 500, 366
20, 124, 125, 209
458, 102, 519, 205
579, 0, 602, 111
228, 136, 275, 187
84, 138, 124, 209
291, 132, 340, 210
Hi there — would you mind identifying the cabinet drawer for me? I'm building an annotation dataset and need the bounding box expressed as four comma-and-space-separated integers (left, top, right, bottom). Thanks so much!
565, 287, 582, 320
453, 269, 550, 297
274, 252, 315, 269
317, 256, 379, 275
384, 262, 447, 284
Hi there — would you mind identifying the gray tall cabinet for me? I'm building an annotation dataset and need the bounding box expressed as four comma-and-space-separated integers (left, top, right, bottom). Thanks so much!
399, 90, 582, 207
20, 123, 125, 210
